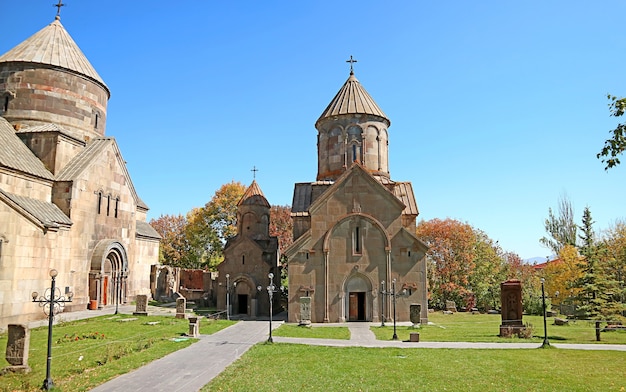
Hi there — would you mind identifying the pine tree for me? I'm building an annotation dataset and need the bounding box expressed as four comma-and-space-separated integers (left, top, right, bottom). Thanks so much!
574, 207, 622, 341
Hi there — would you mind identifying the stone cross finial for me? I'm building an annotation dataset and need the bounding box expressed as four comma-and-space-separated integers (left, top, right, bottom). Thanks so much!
53, 0, 65, 19
346, 55, 357, 74
251, 166, 258, 180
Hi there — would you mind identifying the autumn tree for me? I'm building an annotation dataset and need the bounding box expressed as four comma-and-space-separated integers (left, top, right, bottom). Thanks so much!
597, 94, 626, 170
149, 214, 195, 267
270, 205, 293, 255
541, 245, 582, 306
602, 220, 626, 312
185, 181, 246, 270
416, 218, 476, 309
540, 195, 577, 255
470, 231, 508, 311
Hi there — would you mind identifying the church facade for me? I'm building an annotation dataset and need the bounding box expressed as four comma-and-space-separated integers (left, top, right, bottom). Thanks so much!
285, 68, 429, 324
0, 15, 160, 330
216, 181, 279, 319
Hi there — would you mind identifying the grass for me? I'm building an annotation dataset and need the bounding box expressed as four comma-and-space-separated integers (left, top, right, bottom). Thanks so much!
0, 314, 234, 392
371, 312, 626, 344
272, 325, 350, 340
203, 344, 626, 392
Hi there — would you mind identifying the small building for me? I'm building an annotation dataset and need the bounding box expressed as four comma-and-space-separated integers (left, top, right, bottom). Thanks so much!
216, 181, 279, 318
285, 68, 429, 323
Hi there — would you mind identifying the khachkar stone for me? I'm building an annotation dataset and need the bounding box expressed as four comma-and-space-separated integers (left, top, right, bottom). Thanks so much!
2, 324, 31, 374
499, 279, 524, 337
133, 294, 148, 316
176, 297, 186, 319
299, 297, 311, 326
410, 303, 422, 326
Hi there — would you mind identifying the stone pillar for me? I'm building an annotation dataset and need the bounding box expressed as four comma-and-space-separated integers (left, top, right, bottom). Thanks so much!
299, 297, 311, 326
499, 279, 523, 336
2, 324, 31, 374
187, 317, 200, 338
176, 297, 186, 319
133, 294, 148, 316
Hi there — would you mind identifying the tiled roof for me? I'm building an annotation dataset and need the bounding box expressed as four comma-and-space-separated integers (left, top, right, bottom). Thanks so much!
238, 180, 270, 207
291, 183, 313, 214
0, 188, 72, 228
316, 72, 389, 126
387, 181, 419, 216
0, 18, 109, 95
56, 138, 112, 181
0, 117, 54, 180
16, 123, 79, 140
136, 220, 161, 240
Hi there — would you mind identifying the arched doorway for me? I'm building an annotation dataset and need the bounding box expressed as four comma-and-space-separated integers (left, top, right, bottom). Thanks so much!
344, 274, 372, 322
90, 240, 128, 308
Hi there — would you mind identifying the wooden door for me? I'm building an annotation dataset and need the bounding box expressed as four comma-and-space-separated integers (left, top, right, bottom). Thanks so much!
349, 293, 358, 321
103, 276, 109, 305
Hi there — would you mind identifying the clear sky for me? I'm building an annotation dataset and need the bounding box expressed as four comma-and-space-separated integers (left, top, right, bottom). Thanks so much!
3, 1, 625, 261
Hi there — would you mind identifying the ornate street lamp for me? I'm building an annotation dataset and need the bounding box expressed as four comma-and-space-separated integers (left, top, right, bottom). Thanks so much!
31, 269, 73, 391
380, 280, 386, 327
114, 270, 126, 315
226, 274, 230, 320
266, 273, 276, 343
392, 279, 398, 340
540, 278, 550, 348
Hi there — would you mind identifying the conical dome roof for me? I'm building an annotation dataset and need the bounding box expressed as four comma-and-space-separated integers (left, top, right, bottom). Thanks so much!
0, 17, 109, 96
316, 71, 389, 127
238, 180, 270, 207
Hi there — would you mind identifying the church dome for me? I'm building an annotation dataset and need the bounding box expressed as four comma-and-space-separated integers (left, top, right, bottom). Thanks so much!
0, 17, 109, 141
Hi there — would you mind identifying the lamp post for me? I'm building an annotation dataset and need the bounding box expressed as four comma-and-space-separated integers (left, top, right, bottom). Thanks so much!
226, 274, 230, 320
392, 279, 398, 340
266, 273, 276, 343
380, 280, 386, 327
114, 270, 126, 315
31, 269, 73, 391
540, 278, 550, 348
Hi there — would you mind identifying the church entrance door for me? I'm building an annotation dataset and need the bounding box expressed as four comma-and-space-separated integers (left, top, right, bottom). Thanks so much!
237, 294, 248, 314
348, 292, 366, 321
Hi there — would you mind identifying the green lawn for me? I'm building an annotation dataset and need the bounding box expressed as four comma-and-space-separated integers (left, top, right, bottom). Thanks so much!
272, 324, 350, 340
204, 344, 626, 392
372, 312, 626, 344
0, 315, 234, 392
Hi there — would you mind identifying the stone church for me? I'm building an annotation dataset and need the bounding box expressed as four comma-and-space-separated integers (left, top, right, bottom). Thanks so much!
285, 67, 429, 324
0, 15, 160, 330
216, 180, 279, 319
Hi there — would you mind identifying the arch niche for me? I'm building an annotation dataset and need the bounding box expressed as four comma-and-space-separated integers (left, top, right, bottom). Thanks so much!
90, 240, 128, 308
230, 275, 264, 319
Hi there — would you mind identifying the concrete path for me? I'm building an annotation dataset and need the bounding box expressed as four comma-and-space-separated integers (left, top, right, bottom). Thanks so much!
90, 320, 273, 392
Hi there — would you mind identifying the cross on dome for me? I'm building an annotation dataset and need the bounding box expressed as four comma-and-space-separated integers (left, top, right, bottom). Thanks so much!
346, 55, 357, 75
53, 0, 65, 19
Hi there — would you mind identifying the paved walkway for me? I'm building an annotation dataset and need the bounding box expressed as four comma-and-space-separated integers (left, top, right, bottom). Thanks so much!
90, 320, 273, 392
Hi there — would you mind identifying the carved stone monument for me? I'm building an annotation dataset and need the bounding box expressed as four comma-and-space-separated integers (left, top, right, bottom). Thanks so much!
133, 294, 148, 316
499, 279, 524, 337
410, 303, 422, 326
2, 324, 31, 374
187, 317, 200, 338
299, 297, 311, 326
176, 297, 186, 319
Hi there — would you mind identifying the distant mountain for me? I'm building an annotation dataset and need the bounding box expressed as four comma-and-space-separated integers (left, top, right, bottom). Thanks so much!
523, 256, 552, 265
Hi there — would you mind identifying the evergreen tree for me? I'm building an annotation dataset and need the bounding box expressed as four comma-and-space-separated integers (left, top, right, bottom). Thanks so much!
574, 207, 622, 341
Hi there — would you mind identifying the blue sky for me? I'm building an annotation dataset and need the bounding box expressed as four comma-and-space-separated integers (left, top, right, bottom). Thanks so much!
3, 1, 626, 260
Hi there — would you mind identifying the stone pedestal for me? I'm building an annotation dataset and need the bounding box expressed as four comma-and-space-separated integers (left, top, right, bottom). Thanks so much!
499, 280, 524, 337
2, 324, 31, 374
299, 297, 311, 326
187, 317, 200, 338
176, 297, 186, 319
133, 294, 148, 316
409, 332, 420, 342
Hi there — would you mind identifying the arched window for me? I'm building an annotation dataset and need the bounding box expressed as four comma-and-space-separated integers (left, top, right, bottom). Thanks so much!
353, 226, 362, 255
97, 191, 102, 214
114, 197, 119, 218
106, 195, 111, 216
3, 96, 8, 113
